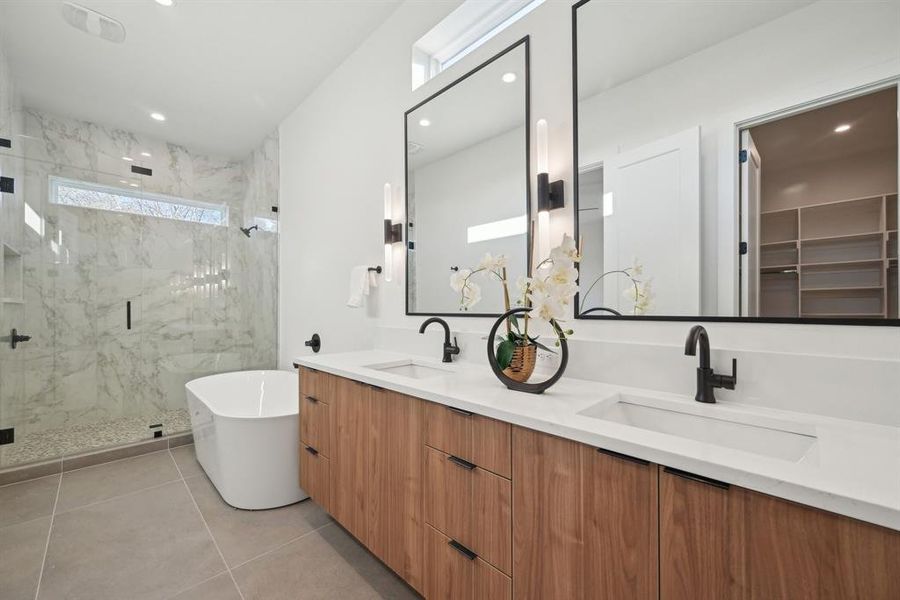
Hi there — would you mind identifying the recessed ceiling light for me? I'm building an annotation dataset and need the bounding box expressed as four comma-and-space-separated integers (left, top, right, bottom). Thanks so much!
119, 180, 128, 184
419, 118, 431, 127
155, 0, 174, 6
834, 124, 851, 133
129, 183, 139, 188
150, 112, 166, 122
502, 72, 517, 83
122, 156, 133, 162
140, 151, 152, 158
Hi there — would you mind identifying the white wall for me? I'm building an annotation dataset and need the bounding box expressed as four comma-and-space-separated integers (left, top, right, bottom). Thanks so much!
279, 0, 899, 425
412, 126, 527, 314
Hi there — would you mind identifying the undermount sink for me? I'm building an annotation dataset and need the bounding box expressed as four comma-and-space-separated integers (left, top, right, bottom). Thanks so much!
579, 393, 817, 462
363, 359, 453, 380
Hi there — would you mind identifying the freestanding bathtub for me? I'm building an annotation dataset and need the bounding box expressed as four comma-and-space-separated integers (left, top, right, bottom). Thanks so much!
185, 370, 307, 510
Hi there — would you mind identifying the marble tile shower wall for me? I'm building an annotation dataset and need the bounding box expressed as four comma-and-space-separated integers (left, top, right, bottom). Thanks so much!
0, 105, 278, 467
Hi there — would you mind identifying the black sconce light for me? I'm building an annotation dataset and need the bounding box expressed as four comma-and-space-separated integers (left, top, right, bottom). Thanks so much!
536, 119, 565, 258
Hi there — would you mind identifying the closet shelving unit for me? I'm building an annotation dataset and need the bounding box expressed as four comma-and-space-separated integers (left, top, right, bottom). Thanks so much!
759, 193, 898, 319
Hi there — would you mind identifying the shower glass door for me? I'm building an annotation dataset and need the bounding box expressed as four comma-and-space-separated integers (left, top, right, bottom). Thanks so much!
0, 114, 278, 470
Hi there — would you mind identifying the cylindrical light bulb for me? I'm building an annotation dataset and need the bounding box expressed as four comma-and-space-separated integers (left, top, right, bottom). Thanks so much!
536, 119, 549, 175
537, 210, 551, 263
384, 183, 393, 282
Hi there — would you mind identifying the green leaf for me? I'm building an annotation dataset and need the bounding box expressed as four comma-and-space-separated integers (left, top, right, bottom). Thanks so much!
531, 339, 557, 354
496, 339, 514, 370
509, 314, 520, 333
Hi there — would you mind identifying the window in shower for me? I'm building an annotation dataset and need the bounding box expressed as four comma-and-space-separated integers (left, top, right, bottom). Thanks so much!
49, 176, 228, 226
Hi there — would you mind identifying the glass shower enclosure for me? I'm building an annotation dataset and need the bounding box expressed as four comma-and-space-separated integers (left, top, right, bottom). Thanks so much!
0, 108, 279, 470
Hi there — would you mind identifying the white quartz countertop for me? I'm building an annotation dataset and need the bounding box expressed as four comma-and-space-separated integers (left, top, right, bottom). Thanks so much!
294, 350, 900, 531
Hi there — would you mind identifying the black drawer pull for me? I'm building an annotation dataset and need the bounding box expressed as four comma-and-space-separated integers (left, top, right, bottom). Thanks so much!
305, 446, 319, 456
305, 395, 319, 403
597, 447, 649, 466
664, 467, 729, 490
447, 406, 473, 417
448, 455, 476, 470
448, 539, 477, 561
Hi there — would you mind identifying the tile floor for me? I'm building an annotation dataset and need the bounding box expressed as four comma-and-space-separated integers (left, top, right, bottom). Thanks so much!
0, 445, 420, 600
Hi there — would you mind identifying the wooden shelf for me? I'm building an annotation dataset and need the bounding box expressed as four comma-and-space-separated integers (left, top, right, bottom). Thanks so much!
801, 286, 884, 293
800, 312, 885, 318
760, 240, 797, 248
800, 259, 884, 269
800, 231, 883, 244
760, 264, 797, 273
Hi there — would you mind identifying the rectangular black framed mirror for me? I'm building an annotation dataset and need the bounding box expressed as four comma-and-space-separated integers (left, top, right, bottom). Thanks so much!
405, 36, 531, 317
572, 0, 899, 326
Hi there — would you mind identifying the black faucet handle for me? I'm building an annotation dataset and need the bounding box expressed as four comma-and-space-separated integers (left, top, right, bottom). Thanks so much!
714, 358, 737, 390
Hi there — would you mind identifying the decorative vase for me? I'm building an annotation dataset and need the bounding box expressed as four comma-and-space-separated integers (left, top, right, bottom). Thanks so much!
503, 343, 537, 382
487, 307, 568, 394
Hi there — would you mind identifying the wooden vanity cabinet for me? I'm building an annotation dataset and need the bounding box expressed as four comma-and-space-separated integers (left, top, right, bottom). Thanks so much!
299, 369, 900, 600
659, 467, 747, 600
746, 491, 900, 600
424, 446, 512, 575
368, 387, 425, 592
328, 376, 371, 545
511, 427, 658, 600
425, 401, 512, 478
425, 525, 511, 600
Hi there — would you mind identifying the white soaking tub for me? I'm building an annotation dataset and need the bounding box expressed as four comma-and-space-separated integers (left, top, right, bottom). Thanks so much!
186, 370, 306, 509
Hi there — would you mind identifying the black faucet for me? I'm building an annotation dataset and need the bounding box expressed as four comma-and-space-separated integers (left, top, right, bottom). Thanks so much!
684, 325, 737, 404
418, 317, 460, 363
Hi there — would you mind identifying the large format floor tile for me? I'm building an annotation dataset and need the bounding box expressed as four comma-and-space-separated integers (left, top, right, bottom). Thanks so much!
168, 572, 242, 600
0, 474, 59, 528
0, 516, 52, 600
39, 480, 225, 600
169, 444, 204, 479
232, 523, 420, 600
185, 473, 331, 567
55, 450, 181, 512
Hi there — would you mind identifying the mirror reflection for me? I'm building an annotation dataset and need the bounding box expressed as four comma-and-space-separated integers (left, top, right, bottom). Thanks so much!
406, 40, 529, 316
574, 0, 899, 322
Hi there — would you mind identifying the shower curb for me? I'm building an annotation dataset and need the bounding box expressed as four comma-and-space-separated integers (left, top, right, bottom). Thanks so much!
0, 431, 193, 486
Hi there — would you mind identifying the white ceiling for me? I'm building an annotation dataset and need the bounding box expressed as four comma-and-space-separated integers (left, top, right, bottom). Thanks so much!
407, 43, 526, 170
750, 87, 898, 171
0, 0, 401, 158
576, 0, 813, 101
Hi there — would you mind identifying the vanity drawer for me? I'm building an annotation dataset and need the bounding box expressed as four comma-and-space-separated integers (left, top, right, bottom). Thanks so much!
300, 393, 330, 457
300, 367, 335, 403
424, 446, 512, 575
299, 444, 330, 512
424, 524, 511, 600
424, 402, 511, 478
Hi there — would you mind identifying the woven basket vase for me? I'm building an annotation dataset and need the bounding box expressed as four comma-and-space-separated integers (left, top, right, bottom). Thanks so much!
502, 343, 537, 383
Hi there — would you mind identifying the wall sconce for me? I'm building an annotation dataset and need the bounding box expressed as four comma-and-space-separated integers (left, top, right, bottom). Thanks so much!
383, 183, 402, 282
536, 119, 564, 260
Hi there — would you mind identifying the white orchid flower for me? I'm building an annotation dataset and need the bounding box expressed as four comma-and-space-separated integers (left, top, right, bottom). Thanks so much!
478, 252, 508, 272
548, 262, 578, 287
449, 268, 472, 292
529, 290, 566, 325
550, 234, 581, 265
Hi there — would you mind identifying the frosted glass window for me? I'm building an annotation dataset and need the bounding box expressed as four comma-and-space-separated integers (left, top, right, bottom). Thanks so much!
49, 176, 228, 226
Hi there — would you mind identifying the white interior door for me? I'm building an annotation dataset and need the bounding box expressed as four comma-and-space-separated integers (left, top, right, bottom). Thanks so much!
740, 130, 762, 316
602, 127, 701, 315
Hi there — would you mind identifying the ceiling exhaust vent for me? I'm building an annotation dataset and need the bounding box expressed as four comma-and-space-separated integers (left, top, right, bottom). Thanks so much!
61, 2, 126, 44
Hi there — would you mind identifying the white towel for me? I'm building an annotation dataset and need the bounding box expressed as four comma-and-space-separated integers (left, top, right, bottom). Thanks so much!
347, 266, 377, 308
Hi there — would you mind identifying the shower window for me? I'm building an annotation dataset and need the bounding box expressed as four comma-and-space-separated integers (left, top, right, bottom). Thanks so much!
49, 176, 228, 226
